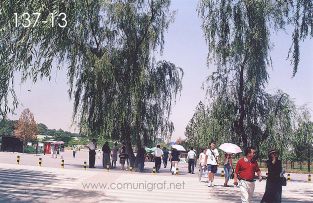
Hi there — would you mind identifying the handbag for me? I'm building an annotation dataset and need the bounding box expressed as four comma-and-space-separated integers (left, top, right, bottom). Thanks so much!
280, 176, 287, 186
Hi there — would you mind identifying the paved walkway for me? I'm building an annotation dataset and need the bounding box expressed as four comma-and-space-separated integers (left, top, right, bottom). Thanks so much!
0, 151, 312, 202
0, 162, 312, 203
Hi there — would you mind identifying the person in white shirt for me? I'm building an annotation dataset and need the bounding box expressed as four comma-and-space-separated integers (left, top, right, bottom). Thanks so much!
86, 139, 97, 168
187, 147, 197, 174
206, 141, 219, 187
153, 145, 163, 172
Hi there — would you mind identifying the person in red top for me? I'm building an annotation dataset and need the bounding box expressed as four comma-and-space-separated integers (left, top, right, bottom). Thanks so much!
234, 147, 262, 203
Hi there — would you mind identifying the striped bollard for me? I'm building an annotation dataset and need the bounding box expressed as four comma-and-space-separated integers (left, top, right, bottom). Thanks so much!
84, 161, 87, 170
176, 168, 179, 175
287, 174, 291, 181
129, 166, 133, 172
152, 167, 156, 174
106, 164, 110, 172
308, 174, 311, 182
61, 159, 64, 168
221, 170, 224, 177
17, 155, 20, 164
39, 158, 42, 166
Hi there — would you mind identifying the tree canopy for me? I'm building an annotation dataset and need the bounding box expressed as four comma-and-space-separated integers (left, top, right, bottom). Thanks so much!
198, 0, 313, 149
0, 0, 183, 158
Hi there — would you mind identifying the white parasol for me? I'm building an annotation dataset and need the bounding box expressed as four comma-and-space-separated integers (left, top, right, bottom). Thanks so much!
219, 143, 242, 154
171, 144, 186, 152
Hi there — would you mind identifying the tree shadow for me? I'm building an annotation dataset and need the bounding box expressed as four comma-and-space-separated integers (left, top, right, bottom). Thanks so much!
205, 185, 313, 203
0, 168, 117, 202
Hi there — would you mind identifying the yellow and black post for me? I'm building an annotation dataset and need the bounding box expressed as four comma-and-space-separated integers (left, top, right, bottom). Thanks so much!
152, 167, 156, 174
106, 164, 110, 172
39, 158, 42, 166
287, 174, 291, 181
221, 170, 224, 177
17, 155, 20, 164
84, 161, 87, 170
61, 159, 64, 168
129, 166, 133, 172
308, 174, 311, 182
176, 168, 179, 175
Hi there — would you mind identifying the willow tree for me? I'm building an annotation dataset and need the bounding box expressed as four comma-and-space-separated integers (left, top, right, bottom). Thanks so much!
198, 0, 313, 149
0, 0, 183, 160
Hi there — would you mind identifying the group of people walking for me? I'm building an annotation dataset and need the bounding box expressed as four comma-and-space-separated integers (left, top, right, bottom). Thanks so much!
198, 141, 284, 203
86, 139, 284, 203
153, 145, 180, 175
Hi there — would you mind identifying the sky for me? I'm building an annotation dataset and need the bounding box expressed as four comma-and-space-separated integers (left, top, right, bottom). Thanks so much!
9, 0, 313, 141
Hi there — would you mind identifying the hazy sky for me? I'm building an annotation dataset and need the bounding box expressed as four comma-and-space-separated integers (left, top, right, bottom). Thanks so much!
9, 0, 313, 141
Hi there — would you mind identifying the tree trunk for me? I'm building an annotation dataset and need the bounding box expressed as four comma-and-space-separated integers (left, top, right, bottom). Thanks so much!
237, 64, 247, 149
300, 162, 302, 170
308, 147, 311, 173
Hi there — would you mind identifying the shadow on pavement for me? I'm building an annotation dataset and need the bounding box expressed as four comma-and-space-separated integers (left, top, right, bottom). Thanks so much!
0, 168, 117, 202
205, 185, 313, 203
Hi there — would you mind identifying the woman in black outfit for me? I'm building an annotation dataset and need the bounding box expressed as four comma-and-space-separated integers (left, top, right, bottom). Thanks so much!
170, 148, 180, 175
261, 149, 283, 203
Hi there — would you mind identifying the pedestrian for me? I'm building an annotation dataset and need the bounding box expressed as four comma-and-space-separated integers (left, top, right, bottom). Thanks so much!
261, 149, 283, 203
162, 147, 169, 168
154, 145, 163, 173
206, 141, 219, 187
72, 146, 76, 158
102, 141, 111, 169
199, 148, 207, 178
111, 142, 118, 168
170, 147, 180, 175
234, 147, 262, 203
53, 144, 58, 158
119, 145, 127, 170
223, 153, 233, 187
86, 139, 97, 168
136, 146, 146, 172
122, 143, 130, 170
187, 147, 196, 174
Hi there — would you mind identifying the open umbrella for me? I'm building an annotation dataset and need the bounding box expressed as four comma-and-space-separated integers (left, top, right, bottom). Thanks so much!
219, 143, 242, 154
171, 144, 186, 152
145, 147, 156, 153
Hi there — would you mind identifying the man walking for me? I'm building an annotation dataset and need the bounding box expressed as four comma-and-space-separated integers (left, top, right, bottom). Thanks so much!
234, 147, 262, 203
187, 147, 196, 174
206, 141, 219, 187
162, 147, 169, 168
154, 145, 163, 173
86, 139, 97, 168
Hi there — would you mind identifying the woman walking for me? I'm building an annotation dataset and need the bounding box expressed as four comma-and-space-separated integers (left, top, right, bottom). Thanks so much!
223, 153, 233, 187
261, 149, 283, 203
119, 145, 127, 170
170, 148, 180, 175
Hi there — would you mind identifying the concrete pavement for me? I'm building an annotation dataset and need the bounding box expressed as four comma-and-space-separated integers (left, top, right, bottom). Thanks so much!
0, 151, 312, 202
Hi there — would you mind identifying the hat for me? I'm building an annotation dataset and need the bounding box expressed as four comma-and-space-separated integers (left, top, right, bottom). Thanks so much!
268, 149, 277, 156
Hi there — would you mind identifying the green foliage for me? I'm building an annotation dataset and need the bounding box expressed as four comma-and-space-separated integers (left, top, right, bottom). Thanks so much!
185, 95, 313, 162
24, 146, 36, 154
37, 123, 48, 135
0, 119, 17, 136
